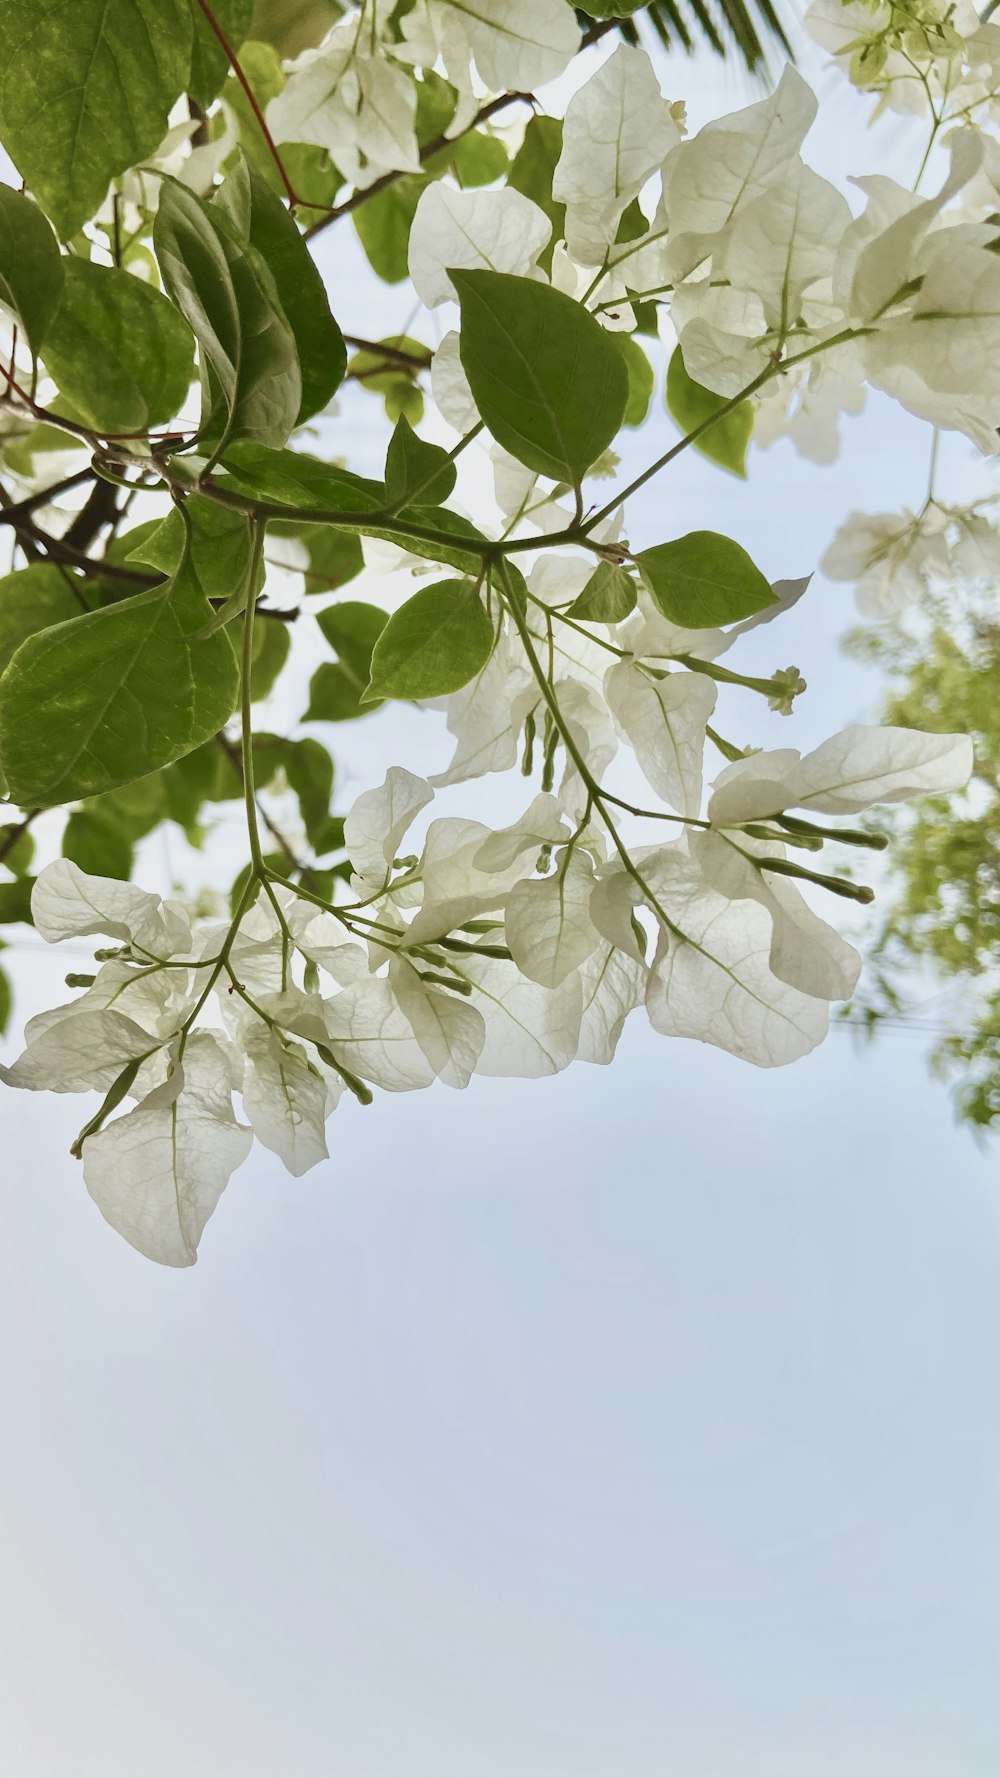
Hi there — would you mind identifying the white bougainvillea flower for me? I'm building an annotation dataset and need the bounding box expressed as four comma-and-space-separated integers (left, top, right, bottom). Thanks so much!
31, 858, 192, 958
400, 0, 580, 99
821, 507, 951, 613
343, 766, 434, 891
605, 658, 717, 816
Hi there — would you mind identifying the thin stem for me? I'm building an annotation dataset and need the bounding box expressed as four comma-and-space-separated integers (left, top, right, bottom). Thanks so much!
192, 0, 303, 209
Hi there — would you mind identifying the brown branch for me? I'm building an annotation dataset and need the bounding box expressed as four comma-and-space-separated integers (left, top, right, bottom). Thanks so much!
343, 335, 433, 371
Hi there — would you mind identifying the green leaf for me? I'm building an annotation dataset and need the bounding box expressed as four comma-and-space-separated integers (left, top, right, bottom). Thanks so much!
666, 346, 753, 478
0, 822, 34, 877
307, 602, 388, 721
250, 613, 291, 701
189, 0, 254, 106
355, 176, 428, 284
0, 506, 240, 806
62, 809, 134, 880
153, 175, 300, 454
567, 563, 637, 623
453, 269, 628, 485
636, 532, 776, 629
0, 962, 11, 1036
270, 522, 363, 594
211, 442, 489, 574
0, 0, 193, 239
384, 414, 456, 507
42, 260, 195, 433
577, 0, 644, 12
0, 187, 63, 354
127, 496, 261, 631
254, 733, 335, 847
614, 335, 654, 428
507, 117, 565, 276
0, 564, 88, 677
215, 153, 346, 421
0, 875, 34, 925
365, 579, 492, 702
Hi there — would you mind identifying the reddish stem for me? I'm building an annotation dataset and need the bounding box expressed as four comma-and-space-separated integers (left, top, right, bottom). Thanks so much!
192, 0, 301, 208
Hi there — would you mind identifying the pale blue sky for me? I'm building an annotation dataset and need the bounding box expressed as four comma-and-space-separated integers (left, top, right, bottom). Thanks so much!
0, 36, 997, 1778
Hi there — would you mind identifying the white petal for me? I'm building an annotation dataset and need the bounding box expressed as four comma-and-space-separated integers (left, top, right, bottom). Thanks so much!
693, 830, 861, 1001
576, 944, 646, 1065
390, 958, 485, 1088
344, 766, 433, 886
505, 849, 601, 988
436, 0, 580, 92
322, 978, 435, 1092
431, 331, 479, 432
605, 659, 716, 815
791, 724, 973, 814
242, 1030, 329, 1177
473, 793, 568, 872
408, 184, 552, 309
553, 45, 682, 265
458, 955, 583, 1077
707, 749, 803, 825
31, 858, 161, 945
643, 852, 828, 1066
82, 1032, 253, 1267
0, 1008, 159, 1094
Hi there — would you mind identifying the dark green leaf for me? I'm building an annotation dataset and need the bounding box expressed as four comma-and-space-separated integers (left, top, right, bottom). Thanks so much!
0, 822, 34, 876
0, 962, 10, 1035
42, 259, 194, 433
0, 507, 240, 806
215, 153, 345, 421
453, 268, 628, 485
307, 602, 388, 721
0, 564, 88, 677
567, 562, 637, 623
62, 808, 134, 879
275, 735, 334, 846
666, 346, 753, 478
636, 531, 776, 629
0, 875, 34, 925
250, 613, 291, 700
0, 0, 192, 238
365, 579, 492, 701
189, 0, 254, 106
0, 186, 63, 354
507, 117, 564, 276
613, 335, 654, 428
385, 414, 456, 507
153, 175, 300, 454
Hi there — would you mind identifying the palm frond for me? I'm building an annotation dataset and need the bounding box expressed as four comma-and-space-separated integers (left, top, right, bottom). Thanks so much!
579, 0, 796, 75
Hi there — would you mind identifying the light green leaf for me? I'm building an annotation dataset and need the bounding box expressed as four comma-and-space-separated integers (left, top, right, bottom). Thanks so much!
0, 0, 192, 239
0, 508, 240, 806
215, 153, 345, 421
453, 268, 628, 484
153, 175, 300, 455
307, 602, 388, 721
567, 562, 637, 623
188, 0, 254, 106
0, 186, 63, 354
666, 344, 753, 477
269, 521, 363, 594
384, 414, 456, 507
636, 531, 776, 629
42, 259, 194, 433
355, 175, 429, 284
614, 335, 654, 428
365, 580, 493, 702
0, 564, 87, 677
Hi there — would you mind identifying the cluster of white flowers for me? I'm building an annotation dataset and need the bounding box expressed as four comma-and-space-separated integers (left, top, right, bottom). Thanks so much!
2, 2, 993, 1264
3, 706, 970, 1265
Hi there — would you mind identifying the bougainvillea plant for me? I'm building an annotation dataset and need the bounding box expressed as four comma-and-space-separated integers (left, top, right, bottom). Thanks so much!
0, 0, 984, 1265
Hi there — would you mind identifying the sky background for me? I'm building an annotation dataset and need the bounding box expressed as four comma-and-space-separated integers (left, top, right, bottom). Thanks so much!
1, 29, 998, 1778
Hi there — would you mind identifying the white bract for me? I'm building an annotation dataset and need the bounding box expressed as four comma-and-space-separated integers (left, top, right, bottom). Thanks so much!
0, 8, 992, 1265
